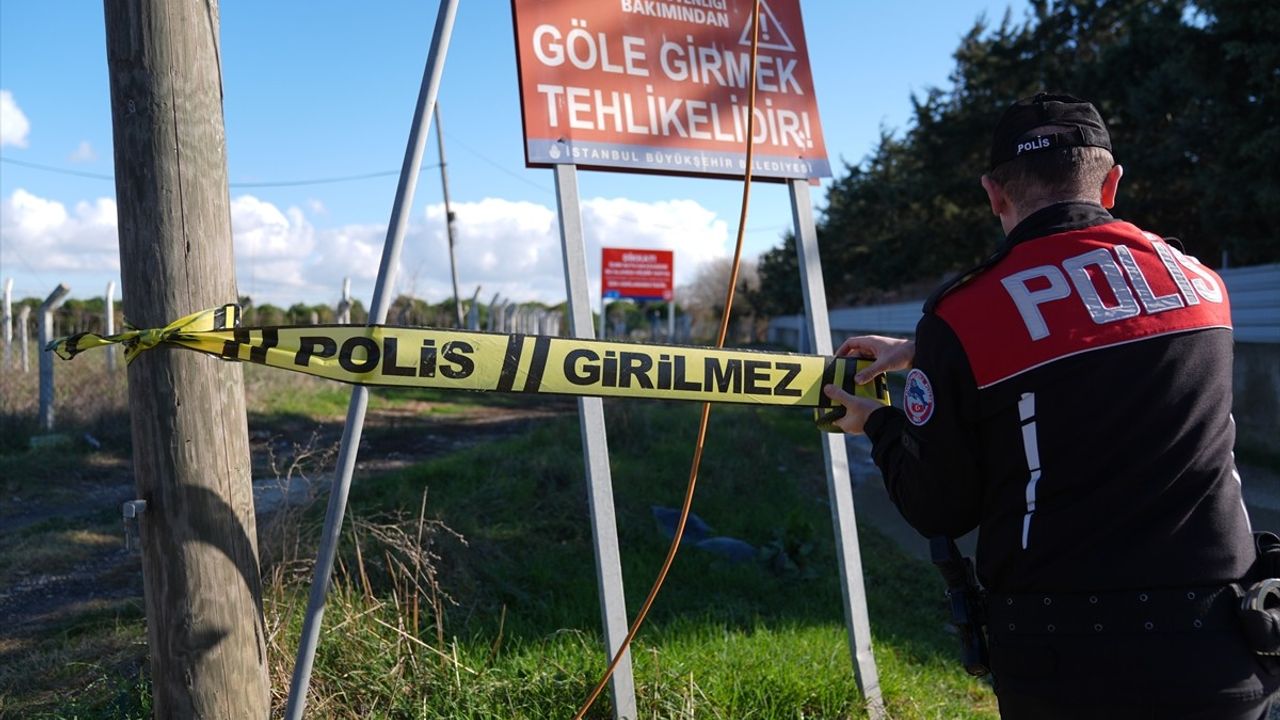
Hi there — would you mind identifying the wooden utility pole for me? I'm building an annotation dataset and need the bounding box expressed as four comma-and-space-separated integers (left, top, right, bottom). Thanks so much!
103, 1, 269, 716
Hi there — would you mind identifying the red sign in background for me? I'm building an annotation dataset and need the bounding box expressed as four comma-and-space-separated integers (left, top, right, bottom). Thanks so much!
602, 248, 674, 301
511, 0, 829, 180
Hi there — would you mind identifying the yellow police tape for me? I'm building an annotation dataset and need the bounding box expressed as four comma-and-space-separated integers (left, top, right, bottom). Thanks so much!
47, 304, 888, 430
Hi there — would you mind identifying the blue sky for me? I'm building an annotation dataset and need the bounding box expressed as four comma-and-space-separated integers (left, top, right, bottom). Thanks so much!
0, 1, 1025, 309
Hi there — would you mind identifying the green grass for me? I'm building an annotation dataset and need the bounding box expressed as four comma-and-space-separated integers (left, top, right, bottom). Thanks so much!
0, 599, 150, 720
2, 357, 996, 718
243, 364, 524, 423
264, 400, 996, 719
0, 444, 130, 506
5, 326, 1274, 717
0, 517, 120, 588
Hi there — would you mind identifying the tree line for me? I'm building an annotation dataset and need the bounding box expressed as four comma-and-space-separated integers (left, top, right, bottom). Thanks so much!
3, 296, 371, 339
754, 0, 1279, 315
4, 294, 570, 339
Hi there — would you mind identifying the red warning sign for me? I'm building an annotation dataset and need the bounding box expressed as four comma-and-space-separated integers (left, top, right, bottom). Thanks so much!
602, 248, 674, 301
511, 0, 830, 181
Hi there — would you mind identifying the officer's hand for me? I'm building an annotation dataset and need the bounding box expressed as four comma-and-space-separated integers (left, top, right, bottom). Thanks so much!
835, 335, 915, 384
821, 384, 884, 435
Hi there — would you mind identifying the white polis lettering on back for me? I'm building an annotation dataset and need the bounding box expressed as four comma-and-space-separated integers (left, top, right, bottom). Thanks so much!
1061, 248, 1141, 325
1150, 237, 1201, 306
1170, 246, 1225, 303
1001, 265, 1072, 341
1017, 392, 1041, 550
1114, 245, 1184, 314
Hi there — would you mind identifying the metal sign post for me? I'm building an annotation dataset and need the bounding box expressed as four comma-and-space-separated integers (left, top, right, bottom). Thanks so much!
789, 178, 885, 718
284, 1, 459, 717
554, 163, 638, 720
510, 3, 882, 717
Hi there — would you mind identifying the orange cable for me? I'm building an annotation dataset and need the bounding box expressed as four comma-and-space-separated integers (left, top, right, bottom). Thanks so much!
570, 2, 764, 717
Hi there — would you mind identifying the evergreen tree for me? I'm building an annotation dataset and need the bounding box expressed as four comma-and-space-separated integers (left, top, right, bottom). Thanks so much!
758, 0, 1278, 311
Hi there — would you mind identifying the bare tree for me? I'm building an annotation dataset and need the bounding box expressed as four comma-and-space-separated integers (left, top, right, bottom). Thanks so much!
680, 257, 760, 343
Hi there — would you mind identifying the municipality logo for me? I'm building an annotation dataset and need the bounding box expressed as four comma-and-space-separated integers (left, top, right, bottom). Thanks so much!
904, 369, 935, 426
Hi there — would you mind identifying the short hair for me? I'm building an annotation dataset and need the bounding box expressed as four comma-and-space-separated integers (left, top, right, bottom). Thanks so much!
988, 126, 1115, 208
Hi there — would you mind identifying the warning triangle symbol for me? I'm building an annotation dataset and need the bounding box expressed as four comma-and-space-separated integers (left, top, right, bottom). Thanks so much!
739, 0, 796, 53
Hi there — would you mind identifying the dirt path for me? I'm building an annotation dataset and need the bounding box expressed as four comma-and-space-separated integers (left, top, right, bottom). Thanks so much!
0, 402, 571, 641
6, 416, 1262, 643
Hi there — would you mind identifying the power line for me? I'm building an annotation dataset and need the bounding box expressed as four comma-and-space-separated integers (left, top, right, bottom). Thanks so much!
445, 142, 795, 238
0, 155, 442, 188
0, 240, 51, 290
450, 138, 555, 196
230, 165, 440, 188
2, 154, 790, 236
0, 157, 114, 181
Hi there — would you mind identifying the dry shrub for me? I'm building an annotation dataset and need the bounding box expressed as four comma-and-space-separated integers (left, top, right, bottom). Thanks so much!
259, 479, 467, 717
0, 345, 129, 451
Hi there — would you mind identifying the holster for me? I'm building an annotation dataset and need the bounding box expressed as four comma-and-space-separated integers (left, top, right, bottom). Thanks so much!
930, 536, 989, 676
1236, 532, 1280, 657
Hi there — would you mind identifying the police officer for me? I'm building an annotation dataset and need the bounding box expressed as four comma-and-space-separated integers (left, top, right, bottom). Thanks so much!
822, 92, 1278, 719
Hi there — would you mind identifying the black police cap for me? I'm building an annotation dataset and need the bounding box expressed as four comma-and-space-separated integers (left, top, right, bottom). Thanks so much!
989, 92, 1112, 170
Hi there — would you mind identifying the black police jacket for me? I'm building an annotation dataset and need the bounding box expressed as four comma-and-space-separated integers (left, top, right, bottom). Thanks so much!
864, 201, 1255, 594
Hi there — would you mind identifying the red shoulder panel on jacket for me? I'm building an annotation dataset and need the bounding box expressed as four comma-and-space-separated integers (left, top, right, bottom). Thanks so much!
935, 221, 1232, 388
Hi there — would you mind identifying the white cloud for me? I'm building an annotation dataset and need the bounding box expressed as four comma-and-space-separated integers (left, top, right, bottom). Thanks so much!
1, 188, 733, 308
403, 196, 728, 305
1, 189, 119, 273
0, 91, 31, 148
581, 197, 730, 274
412, 197, 562, 302
306, 198, 328, 216
232, 194, 320, 301
68, 140, 97, 163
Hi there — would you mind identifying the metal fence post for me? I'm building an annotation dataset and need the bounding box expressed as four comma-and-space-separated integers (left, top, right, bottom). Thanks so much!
467, 286, 481, 330
38, 283, 71, 431
2, 277, 12, 368
486, 293, 500, 331
337, 277, 352, 324
105, 281, 118, 372
18, 305, 31, 373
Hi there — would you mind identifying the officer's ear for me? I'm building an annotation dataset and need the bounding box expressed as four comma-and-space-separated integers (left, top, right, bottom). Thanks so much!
980, 174, 1011, 218
1100, 164, 1123, 209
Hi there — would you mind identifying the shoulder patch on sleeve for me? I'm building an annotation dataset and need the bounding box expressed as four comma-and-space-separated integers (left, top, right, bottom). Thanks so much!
904, 369, 935, 426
